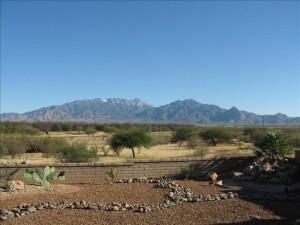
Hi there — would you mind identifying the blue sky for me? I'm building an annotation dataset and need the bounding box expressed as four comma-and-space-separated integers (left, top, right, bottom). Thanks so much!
1, 1, 299, 116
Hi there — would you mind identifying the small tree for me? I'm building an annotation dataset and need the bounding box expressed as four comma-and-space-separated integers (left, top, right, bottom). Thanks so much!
255, 131, 294, 159
110, 128, 152, 158
84, 126, 97, 136
171, 127, 197, 146
200, 128, 232, 146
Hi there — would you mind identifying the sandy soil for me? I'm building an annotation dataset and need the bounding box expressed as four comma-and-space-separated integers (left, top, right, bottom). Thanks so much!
1, 181, 299, 225
0, 184, 80, 201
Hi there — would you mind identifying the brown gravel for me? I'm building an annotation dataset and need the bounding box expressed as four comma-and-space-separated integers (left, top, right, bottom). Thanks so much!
1, 180, 299, 225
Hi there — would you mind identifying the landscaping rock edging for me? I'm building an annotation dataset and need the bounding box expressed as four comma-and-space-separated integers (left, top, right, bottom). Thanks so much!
0, 177, 238, 222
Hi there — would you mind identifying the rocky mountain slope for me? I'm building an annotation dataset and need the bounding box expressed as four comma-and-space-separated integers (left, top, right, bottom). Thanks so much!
1, 98, 299, 124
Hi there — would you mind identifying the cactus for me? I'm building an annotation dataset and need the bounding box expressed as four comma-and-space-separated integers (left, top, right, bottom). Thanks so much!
24, 166, 65, 188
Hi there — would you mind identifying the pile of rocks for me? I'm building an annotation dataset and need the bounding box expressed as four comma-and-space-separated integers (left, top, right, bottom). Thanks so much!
233, 157, 298, 185
0, 177, 238, 222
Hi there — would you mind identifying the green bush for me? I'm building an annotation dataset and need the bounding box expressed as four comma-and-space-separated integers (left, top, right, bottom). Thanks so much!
57, 144, 98, 163
181, 164, 197, 180
0, 136, 27, 158
171, 127, 197, 146
255, 131, 294, 159
0, 123, 41, 135
151, 133, 172, 146
0, 144, 8, 157
26, 137, 69, 157
243, 127, 268, 144
193, 145, 208, 159
84, 126, 97, 136
200, 128, 233, 145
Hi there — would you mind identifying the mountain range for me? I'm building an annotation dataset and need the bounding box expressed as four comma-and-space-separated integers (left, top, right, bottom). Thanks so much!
1, 98, 300, 125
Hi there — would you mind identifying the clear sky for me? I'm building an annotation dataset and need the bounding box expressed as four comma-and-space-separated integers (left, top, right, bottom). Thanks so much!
1, 1, 299, 116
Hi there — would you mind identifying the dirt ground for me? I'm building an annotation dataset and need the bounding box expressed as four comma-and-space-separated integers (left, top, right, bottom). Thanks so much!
1, 180, 299, 225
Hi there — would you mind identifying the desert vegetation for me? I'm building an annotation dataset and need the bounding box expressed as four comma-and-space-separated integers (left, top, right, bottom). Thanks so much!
0, 122, 299, 164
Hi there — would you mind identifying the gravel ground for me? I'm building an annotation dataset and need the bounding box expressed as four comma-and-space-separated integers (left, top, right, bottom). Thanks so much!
1, 180, 299, 225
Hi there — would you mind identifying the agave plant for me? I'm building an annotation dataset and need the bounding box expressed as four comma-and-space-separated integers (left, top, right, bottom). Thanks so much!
24, 166, 65, 188
255, 131, 294, 160
106, 168, 118, 181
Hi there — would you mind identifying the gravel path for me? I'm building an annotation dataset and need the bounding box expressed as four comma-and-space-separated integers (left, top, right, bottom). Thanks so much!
1, 180, 299, 225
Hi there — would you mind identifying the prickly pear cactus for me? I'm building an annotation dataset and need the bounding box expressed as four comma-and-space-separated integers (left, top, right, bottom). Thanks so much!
24, 166, 65, 188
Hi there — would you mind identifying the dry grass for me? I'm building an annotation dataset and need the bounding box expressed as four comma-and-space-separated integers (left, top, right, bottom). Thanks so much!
1, 132, 254, 164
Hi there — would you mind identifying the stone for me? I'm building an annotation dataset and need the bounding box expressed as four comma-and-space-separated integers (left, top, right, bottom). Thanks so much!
7, 180, 25, 192
0, 215, 8, 221
112, 206, 119, 211
219, 193, 227, 199
6, 211, 15, 218
11, 208, 21, 214
26, 207, 37, 213
233, 171, 244, 177
0, 209, 10, 214
215, 180, 223, 186
88, 204, 98, 210
208, 172, 218, 182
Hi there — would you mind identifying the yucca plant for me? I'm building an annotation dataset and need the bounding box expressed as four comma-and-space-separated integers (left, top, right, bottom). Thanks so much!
24, 166, 65, 188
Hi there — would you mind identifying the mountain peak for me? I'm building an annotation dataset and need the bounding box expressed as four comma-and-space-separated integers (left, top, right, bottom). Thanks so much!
229, 106, 239, 112
0, 98, 299, 124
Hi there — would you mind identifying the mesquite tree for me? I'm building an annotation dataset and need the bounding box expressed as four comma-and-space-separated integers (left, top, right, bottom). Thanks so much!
110, 128, 152, 158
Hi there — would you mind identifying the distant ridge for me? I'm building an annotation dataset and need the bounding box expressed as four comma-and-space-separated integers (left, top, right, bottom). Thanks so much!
1, 98, 300, 125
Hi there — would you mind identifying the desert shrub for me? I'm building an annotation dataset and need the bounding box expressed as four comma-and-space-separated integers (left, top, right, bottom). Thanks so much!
181, 164, 197, 179
61, 123, 73, 132
255, 131, 294, 159
25, 137, 68, 157
42, 138, 69, 158
25, 137, 43, 153
84, 126, 97, 136
151, 133, 172, 146
186, 137, 200, 150
1, 136, 27, 158
110, 128, 152, 158
74, 125, 83, 133
0, 144, 8, 157
193, 145, 208, 159
243, 127, 268, 143
289, 133, 300, 148
57, 143, 98, 163
200, 128, 233, 145
0, 122, 41, 135
171, 127, 197, 146
102, 146, 110, 156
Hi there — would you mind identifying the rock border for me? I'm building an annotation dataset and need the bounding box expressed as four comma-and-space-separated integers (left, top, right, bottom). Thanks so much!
0, 177, 238, 222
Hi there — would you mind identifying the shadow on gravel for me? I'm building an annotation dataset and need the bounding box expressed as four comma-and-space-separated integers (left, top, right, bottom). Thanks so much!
218, 186, 300, 225
217, 218, 293, 225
